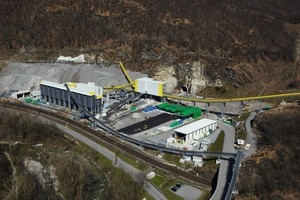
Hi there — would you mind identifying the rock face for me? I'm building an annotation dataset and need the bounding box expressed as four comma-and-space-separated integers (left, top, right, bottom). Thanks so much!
152, 65, 177, 93
23, 158, 45, 188
153, 62, 222, 94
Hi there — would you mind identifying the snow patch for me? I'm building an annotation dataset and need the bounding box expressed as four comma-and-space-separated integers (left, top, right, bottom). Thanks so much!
56, 54, 85, 63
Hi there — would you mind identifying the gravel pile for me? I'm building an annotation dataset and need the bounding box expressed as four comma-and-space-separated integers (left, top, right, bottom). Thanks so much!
0, 62, 147, 93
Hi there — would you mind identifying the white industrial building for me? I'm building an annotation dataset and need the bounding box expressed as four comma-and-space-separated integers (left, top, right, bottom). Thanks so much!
40, 80, 103, 113
134, 77, 165, 97
174, 118, 217, 143
10, 90, 31, 99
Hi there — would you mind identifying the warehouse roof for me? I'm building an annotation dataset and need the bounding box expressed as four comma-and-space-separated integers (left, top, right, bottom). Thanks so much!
40, 80, 96, 96
174, 118, 217, 135
41, 80, 64, 89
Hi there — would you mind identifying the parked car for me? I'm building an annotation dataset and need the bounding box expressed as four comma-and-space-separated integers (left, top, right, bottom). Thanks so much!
171, 186, 178, 192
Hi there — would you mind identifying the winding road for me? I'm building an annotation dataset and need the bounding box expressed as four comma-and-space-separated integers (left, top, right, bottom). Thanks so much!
243, 112, 258, 159
210, 121, 236, 200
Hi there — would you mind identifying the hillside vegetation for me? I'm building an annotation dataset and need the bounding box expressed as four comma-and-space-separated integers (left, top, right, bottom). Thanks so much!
237, 104, 300, 199
0, 0, 300, 92
0, 109, 145, 200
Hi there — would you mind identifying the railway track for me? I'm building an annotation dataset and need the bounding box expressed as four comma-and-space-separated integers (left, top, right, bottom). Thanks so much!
64, 84, 235, 158
0, 101, 212, 188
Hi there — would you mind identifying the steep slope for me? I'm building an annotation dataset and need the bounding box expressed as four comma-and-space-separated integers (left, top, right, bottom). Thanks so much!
237, 104, 300, 199
0, 0, 300, 94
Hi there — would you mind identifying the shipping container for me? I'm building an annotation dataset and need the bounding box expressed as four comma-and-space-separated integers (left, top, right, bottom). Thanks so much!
170, 121, 180, 127
25, 97, 32, 103
143, 105, 156, 112
130, 106, 137, 111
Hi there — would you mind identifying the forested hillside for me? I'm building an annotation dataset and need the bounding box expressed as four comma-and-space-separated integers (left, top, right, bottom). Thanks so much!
0, 110, 145, 199
237, 104, 300, 199
1, 0, 300, 92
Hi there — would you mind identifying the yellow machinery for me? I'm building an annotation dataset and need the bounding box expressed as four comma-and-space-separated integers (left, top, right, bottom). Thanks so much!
103, 62, 134, 93
103, 83, 134, 94
119, 62, 134, 89
103, 62, 135, 94
103, 83, 134, 90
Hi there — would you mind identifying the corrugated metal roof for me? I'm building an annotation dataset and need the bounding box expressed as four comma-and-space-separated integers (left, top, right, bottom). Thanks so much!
175, 118, 217, 135
41, 80, 65, 89
40, 81, 96, 96
11, 90, 31, 95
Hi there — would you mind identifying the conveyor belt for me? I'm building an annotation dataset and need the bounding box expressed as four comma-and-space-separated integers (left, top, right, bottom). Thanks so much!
163, 92, 300, 103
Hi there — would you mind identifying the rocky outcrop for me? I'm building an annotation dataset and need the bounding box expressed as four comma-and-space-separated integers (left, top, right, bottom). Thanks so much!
153, 62, 223, 94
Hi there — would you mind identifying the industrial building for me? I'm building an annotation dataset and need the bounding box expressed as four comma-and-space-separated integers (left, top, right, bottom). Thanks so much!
174, 118, 217, 142
134, 78, 165, 97
40, 80, 103, 113
10, 90, 31, 99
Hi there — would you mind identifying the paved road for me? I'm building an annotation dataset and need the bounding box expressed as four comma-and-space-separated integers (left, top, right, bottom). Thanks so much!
243, 112, 258, 159
210, 121, 236, 200
42, 118, 167, 200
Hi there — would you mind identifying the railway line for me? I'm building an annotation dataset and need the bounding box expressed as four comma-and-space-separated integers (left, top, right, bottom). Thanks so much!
0, 100, 212, 187
65, 84, 236, 158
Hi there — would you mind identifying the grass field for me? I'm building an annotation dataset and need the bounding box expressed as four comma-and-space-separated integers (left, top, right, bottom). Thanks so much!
208, 131, 225, 152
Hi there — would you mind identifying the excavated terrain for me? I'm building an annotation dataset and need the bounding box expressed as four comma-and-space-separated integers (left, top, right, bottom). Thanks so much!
0, 62, 147, 96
